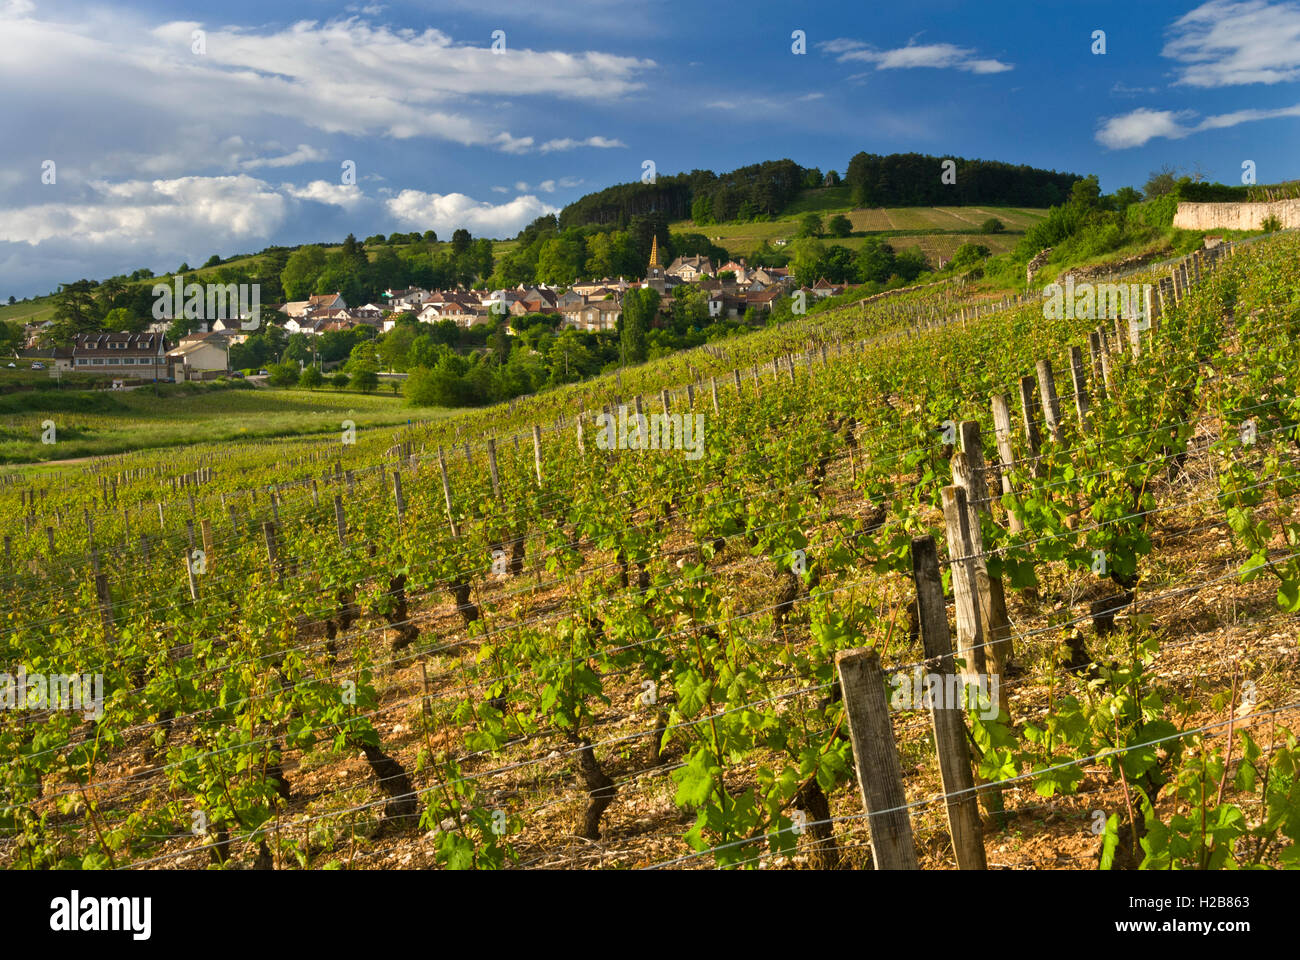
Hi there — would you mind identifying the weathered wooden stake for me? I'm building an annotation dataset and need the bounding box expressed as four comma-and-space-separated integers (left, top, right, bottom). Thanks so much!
532, 425, 543, 485
911, 535, 987, 870
1016, 375, 1043, 477
487, 438, 501, 501
940, 485, 986, 678
990, 394, 1024, 534
333, 495, 348, 547
1068, 345, 1091, 432
835, 647, 919, 870
184, 551, 199, 600
200, 519, 213, 571
1035, 359, 1062, 443
438, 447, 459, 538
95, 573, 115, 640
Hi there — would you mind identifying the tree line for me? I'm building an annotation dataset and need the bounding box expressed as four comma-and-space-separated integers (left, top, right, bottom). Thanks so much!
845, 152, 1080, 208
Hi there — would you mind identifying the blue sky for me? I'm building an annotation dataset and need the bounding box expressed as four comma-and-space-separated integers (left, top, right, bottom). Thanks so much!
2, 0, 1299, 299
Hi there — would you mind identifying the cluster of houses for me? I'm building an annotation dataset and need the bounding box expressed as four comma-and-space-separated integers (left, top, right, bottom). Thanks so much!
16, 244, 847, 380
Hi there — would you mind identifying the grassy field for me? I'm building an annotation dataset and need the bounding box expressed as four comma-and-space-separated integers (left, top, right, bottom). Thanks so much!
0, 382, 447, 466
671, 197, 1047, 259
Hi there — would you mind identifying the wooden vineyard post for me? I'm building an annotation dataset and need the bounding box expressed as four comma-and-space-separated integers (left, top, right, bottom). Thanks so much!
94, 572, 115, 641
1067, 345, 1091, 432
686, 383, 695, 410
661, 388, 671, 414
333, 495, 348, 547
184, 550, 199, 601
392, 471, 405, 530
1091, 329, 1112, 397
200, 519, 214, 573
940, 485, 986, 678
438, 447, 459, 539
575, 413, 586, 458
532, 425, 543, 486
1035, 359, 1062, 443
633, 395, 646, 448
1016, 375, 1043, 478
989, 395, 1024, 534
937, 490, 1011, 826
955, 423, 1015, 677
487, 438, 501, 501
733, 368, 742, 395
834, 648, 919, 870
911, 536, 987, 870
262, 521, 283, 582
710, 376, 719, 414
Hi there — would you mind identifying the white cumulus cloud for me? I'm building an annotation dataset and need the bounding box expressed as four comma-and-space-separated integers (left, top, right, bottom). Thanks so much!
386, 190, 559, 238
820, 39, 1013, 74
1164, 0, 1300, 87
1096, 102, 1300, 147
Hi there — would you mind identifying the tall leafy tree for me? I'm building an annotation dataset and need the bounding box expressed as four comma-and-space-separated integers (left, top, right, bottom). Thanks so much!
280, 246, 326, 301
620, 287, 657, 365
44, 280, 101, 345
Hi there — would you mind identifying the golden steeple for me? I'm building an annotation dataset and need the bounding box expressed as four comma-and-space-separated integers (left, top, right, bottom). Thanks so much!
648, 234, 660, 269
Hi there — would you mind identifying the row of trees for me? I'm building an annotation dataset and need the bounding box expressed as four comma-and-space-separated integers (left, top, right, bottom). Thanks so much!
556, 152, 1083, 233
488, 214, 730, 288
784, 237, 930, 286
560, 160, 808, 229
280, 233, 493, 306
845, 152, 1081, 208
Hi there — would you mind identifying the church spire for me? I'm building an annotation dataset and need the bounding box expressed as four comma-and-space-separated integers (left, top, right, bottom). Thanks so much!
648, 234, 660, 268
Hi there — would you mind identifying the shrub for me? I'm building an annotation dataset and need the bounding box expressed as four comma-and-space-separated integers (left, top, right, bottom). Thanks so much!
350, 365, 379, 393
827, 214, 852, 238
267, 362, 298, 387
796, 213, 823, 238
298, 367, 324, 390
330, 372, 350, 389
980, 217, 1005, 234
950, 243, 991, 269
1261, 214, 1283, 233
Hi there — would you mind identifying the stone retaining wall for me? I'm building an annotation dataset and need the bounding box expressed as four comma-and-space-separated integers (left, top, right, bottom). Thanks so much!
1173, 199, 1300, 231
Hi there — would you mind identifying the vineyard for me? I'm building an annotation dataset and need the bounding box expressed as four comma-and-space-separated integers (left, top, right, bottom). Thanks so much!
2, 233, 1299, 871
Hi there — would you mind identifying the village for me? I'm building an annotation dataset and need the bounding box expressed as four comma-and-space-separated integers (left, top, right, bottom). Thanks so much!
13, 240, 844, 383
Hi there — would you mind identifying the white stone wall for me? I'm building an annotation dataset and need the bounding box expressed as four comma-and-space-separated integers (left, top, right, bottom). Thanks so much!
1173, 199, 1300, 231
